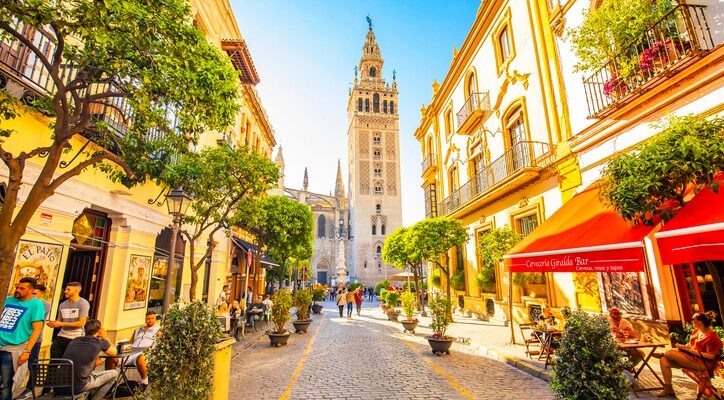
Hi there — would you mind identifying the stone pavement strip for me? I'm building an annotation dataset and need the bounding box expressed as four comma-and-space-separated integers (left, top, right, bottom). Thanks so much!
229, 301, 554, 400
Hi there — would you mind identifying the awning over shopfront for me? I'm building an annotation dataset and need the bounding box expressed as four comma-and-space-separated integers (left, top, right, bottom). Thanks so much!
231, 237, 278, 267
504, 183, 655, 273
655, 186, 724, 265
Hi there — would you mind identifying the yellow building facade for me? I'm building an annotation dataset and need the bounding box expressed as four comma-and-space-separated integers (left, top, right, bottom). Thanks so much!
415, 0, 723, 334
0, 0, 276, 350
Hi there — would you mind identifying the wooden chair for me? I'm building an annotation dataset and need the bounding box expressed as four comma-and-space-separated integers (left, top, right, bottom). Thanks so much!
682, 360, 723, 400
518, 322, 541, 359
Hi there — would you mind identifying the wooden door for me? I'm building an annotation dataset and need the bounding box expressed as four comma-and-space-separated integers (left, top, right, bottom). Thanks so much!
62, 250, 101, 317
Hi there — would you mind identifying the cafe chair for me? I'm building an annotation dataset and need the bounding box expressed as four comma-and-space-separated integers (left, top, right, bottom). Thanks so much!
30, 359, 88, 399
518, 322, 541, 359
682, 360, 723, 400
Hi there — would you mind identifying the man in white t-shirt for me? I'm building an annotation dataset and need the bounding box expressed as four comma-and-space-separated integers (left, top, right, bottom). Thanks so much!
216, 285, 229, 307
106, 311, 159, 386
47, 282, 90, 359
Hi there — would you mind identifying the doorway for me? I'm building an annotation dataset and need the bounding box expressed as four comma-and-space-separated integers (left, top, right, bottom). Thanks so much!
674, 261, 724, 326
62, 210, 111, 318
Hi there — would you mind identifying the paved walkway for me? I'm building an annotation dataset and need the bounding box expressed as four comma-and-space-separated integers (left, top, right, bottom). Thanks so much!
229, 300, 554, 400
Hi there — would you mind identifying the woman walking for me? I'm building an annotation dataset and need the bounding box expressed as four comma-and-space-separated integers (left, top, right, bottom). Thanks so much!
354, 288, 363, 316
345, 289, 355, 319
336, 289, 347, 318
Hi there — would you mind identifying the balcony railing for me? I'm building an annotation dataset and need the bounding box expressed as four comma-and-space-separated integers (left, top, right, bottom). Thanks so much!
421, 153, 436, 175
583, 4, 715, 118
456, 92, 491, 134
0, 21, 177, 142
438, 141, 553, 216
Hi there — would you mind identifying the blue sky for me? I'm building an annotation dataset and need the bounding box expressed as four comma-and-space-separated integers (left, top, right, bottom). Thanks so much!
229, 1, 480, 225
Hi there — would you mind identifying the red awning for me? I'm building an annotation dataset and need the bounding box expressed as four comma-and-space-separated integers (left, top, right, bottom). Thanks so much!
504, 183, 655, 273
655, 187, 724, 265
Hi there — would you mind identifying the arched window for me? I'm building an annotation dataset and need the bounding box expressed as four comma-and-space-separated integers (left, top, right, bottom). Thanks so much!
373, 149, 381, 159
364, 98, 370, 112
383, 100, 388, 113
465, 72, 477, 100
427, 136, 434, 155
357, 98, 363, 112
376, 245, 382, 256
504, 106, 527, 171
370, 66, 377, 77
373, 93, 380, 112
389, 101, 395, 114
374, 182, 383, 195
374, 166, 382, 177
372, 224, 377, 235
445, 109, 453, 136
373, 133, 381, 145
317, 215, 326, 238
381, 224, 386, 235
375, 204, 382, 214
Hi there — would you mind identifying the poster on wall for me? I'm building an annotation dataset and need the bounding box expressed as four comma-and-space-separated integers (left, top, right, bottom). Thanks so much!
602, 272, 646, 316
10, 240, 63, 306
124, 254, 152, 310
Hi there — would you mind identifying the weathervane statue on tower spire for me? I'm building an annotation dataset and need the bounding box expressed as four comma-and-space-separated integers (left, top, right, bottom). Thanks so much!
366, 15, 373, 31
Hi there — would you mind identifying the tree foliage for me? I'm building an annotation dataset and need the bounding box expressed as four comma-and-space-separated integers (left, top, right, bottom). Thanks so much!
601, 115, 724, 225
165, 146, 279, 300
142, 301, 221, 400
410, 217, 468, 301
0, 0, 240, 298
382, 226, 426, 310
477, 226, 522, 291
271, 289, 292, 334
236, 196, 313, 289
293, 288, 312, 321
551, 309, 630, 400
566, 0, 674, 73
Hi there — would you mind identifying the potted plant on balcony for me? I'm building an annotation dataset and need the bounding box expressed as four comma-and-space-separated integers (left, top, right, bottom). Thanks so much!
385, 291, 401, 321
426, 295, 454, 356
311, 287, 325, 315
267, 290, 292, 347
292, 288, 313, 334
400, 291, 419, 333
602, 72, 629, 100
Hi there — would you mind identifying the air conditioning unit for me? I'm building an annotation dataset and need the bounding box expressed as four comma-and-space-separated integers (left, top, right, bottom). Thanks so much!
0, 72, 8, 90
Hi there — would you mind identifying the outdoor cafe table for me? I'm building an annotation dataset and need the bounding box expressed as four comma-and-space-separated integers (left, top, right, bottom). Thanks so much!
533, 328, 562, 370
617, 341, 666, 394
100, 346, 148, 399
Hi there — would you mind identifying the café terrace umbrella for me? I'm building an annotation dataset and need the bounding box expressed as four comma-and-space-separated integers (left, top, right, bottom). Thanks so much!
388, 271, 420, 282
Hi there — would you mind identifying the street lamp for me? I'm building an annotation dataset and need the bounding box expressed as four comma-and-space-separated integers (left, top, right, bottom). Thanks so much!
162, 187, 193, 313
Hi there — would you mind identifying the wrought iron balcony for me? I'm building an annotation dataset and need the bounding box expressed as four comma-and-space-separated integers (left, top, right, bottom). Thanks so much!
456, 92, 491, 134
583, 4, 715, 118
437, 141, 554, 216
421, 153, 436, 176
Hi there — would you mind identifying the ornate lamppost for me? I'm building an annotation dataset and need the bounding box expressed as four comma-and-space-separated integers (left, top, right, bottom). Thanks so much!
162, 187, 193, 313
335, 216, 347, 288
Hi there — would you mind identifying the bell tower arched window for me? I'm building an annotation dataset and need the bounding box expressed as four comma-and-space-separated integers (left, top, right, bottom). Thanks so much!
376, 245, 382, 257
364, 98, 370, 112
389, 101, 395, 114
372, 224, 377, 235
317, 215, 326, 238
376, 204, 382, 214
374, 182, 383, 195
370, 66, 377, 77
383, 100, 388, 113
381, 224, 386, 235
357, 98, 363, 112
373, 93, 380, 112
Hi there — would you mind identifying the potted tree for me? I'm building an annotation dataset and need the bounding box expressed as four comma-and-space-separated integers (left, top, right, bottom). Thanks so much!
380, 290, 390, 313
311, 287, 325, 315
292, 288, 313, 333
267, 290, 293, 347
385, 291, 401, 321
426, 295, 454, 356
400, 291, 418, 333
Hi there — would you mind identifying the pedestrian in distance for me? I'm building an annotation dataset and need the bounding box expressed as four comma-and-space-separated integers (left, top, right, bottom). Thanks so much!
345, 289, 355, 319
336, 289, 347, 318
354, 288, 363, 316
368, 287, 374, 302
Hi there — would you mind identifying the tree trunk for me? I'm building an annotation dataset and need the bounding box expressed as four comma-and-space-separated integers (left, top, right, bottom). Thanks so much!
0, 245, 17, 300
441, 254, 453, 322
410, 262, 422, 312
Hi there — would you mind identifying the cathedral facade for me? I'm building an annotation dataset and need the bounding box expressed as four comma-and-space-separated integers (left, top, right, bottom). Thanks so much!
347, 24, 403, 285
273, 149, 351, 286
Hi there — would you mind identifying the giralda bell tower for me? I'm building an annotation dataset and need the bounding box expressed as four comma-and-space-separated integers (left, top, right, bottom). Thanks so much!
347, 19, 402, 285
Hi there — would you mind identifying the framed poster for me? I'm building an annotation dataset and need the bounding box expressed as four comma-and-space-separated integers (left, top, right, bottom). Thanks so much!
602, 272, 646, 316
10, 240, 64, 306
124, 254, 152, 310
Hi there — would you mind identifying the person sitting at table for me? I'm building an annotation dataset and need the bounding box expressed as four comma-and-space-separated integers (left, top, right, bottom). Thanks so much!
657, 311, 723, 398
608, 307, 644, 369
246, 295, 266, 328
105, 311, 159, 387
218, 302, 231, 332
61, 319, 118, 400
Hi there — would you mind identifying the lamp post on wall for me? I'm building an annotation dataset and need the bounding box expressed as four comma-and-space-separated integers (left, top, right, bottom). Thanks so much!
162, 187, 193, 314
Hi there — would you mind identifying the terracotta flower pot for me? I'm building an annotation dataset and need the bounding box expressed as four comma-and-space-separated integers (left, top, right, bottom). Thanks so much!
401, 320, 418, 334
267, 331, 291, 347
312, 304, 323, 315
387, 310, 400, 321
292, 320, 312, 334
426, 336, 453, 356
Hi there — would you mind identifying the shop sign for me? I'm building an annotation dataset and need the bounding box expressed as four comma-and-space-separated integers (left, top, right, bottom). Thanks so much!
506, 247, 646, 273
40, 213, 52, 226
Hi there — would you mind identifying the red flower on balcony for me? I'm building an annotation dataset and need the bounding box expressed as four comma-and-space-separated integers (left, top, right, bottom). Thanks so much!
640, 40, 670, 72
603, 72, 627, 98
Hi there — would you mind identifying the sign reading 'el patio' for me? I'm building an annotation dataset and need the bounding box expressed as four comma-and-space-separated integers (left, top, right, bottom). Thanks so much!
505, 246, 647, 273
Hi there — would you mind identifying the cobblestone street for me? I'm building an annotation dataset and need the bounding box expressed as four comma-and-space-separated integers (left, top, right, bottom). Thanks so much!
229, 301, 554, 400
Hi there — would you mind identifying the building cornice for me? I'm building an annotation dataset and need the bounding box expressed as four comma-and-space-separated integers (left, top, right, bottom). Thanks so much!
242, 85, 276, 147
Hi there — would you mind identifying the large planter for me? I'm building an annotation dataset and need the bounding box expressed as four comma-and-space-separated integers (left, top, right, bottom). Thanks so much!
311, 304, 323, 315
401, 320, 418, 334
387, 310, 400, 321
267, 331, 291, 347
292, 320, 312, 334
426, 336, 454, 356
